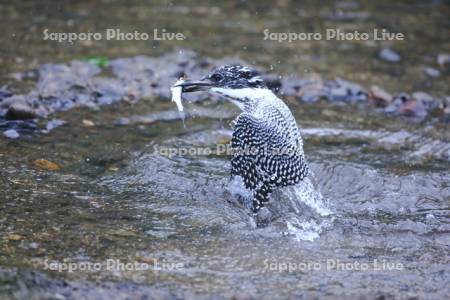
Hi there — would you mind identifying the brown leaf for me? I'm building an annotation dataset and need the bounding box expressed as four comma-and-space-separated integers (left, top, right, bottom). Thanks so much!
33, 159, 60, 171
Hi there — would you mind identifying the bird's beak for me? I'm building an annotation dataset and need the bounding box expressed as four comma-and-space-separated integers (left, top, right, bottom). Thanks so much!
174, 78, 213, 93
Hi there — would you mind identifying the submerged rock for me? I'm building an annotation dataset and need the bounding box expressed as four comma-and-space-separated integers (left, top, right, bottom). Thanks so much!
379, 48, 401, 63
424, 67, 440, 78
44, 119, 66, 133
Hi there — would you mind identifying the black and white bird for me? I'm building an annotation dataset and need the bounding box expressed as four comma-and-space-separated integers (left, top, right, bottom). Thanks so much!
176, 65, 309, 213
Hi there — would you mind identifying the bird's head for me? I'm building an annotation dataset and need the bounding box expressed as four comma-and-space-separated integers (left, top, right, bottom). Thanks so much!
175, 65, 270, 110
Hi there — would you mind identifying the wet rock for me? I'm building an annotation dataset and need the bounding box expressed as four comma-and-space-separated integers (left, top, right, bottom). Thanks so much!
3, 48, 448, 137
0, 119, 38, 134
385, 93, 427, 122
368, 86, 393, 107
325, 78, 367, 102
5, 102, 36, 120
373, 131, 414, 151
424, 67, 440, 77
412, 91, 438, 111
437, 53, 450, 66
92, 78, 125, 105
281, 76, 327, 103
44, 119, 66, 133
379, 48, 401, 63
3, 129, 20, 139
0, 88, 12, 101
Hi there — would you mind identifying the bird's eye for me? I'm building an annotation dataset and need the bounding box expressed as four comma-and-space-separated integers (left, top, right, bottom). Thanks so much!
210, 73, 223, 82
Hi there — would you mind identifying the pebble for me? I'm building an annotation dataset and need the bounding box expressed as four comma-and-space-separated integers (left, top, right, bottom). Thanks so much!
384, 93, 427, 122
3, 129, 20, 139
45, 119, 66, 132
379, 48, 401, 63
326, 78, 367, 102
437, 53, 450, 66
412, 92, 437, 110
369, 85, 393, 107
5, 102, 37, 120
424, 67, 440, 78
82, 119, 95, 127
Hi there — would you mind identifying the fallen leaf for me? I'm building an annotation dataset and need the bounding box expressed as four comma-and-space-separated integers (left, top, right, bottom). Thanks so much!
34, 159, 60, 171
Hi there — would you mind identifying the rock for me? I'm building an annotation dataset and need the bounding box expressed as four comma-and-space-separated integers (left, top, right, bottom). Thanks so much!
326, 78, 367, 102
412, 92, 438, 110
328, 11, 369, 21
7, 234, 24, 241
437, 53, 450, 66
424, 67, 440, 77
82, 119, 95, 127
281, 76, 327, 103
3, 129, 20, 139
91, 77, 125, 105
0, 119, 38, 134
379, 48, 401, 63
0, 88, 12, 101
29, 242, 39, 249
385, 93, 427, 121
33, 159, 61, 171
369, 86, 393, 107
45, 119, 66, 132
5, 102, 37, 120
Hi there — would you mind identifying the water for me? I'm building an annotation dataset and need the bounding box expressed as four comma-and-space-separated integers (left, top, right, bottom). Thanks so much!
0, 0, 449, 299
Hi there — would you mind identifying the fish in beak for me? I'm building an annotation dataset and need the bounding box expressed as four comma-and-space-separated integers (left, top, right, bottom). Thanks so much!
174, 78, 213, 93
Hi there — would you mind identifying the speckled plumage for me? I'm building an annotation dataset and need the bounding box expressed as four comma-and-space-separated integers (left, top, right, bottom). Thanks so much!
229, 89, 309, 212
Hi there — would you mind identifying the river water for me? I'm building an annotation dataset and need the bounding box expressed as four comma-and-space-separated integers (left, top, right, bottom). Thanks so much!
0, 1, 449, 299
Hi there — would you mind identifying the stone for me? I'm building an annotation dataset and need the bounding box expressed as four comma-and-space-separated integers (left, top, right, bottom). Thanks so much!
3, 129, 20, 139
369, 86, 393, 107
5, 102, 37, 120
379, 48, 401, 63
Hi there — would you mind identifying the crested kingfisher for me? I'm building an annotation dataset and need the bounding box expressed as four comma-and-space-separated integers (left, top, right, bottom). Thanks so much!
175, 65, 309, 213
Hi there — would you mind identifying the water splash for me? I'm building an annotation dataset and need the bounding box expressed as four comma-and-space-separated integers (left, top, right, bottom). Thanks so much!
281, 177, 332, 217
227, 173, 334, 241
286, 219, 323, 242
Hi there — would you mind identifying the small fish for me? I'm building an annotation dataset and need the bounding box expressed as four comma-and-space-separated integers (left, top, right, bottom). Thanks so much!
170, 78, 186, 123
171, 78, 185, 112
